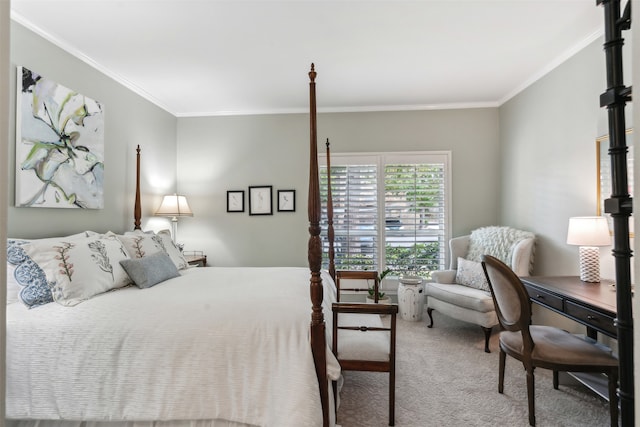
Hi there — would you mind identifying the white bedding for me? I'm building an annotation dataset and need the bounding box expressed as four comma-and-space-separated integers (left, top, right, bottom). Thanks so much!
7, 267, 340, 427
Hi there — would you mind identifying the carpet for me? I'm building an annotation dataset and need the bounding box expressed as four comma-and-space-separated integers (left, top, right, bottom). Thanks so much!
336, 310, 613, 427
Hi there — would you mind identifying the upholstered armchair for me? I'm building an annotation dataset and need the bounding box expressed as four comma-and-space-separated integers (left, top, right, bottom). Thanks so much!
425, 226, 535, 352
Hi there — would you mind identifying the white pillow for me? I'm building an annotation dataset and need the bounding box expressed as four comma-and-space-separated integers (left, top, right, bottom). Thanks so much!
117, 230, 164, 258
117, 230, 188, 270
156, 230, 189, 270
7, 233, 92, 308
455, 257, 490, 292
24, 234, 132, 306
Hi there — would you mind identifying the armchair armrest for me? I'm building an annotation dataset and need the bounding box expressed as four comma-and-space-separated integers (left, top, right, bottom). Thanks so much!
431, 270, 457, 284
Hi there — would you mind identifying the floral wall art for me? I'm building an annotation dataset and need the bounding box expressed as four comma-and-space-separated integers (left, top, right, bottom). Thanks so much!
16, 66, 104, 209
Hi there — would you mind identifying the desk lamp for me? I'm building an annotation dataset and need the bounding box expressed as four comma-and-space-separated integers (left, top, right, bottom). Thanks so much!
155, 194, 193, 243
566, 216, 611, 283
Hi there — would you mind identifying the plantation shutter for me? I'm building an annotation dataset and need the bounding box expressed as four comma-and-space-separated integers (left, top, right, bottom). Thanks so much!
321, 161, 378, 270
320, 151, 450, 277
383, 160, 447, 273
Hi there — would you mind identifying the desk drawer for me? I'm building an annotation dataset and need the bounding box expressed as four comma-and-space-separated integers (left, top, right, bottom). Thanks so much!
524, 284, 563, 311
565, 301, 616, 336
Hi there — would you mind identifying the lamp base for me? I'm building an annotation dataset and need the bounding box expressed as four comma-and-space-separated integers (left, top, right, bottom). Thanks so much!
170, 217, 178, 243
578, 246, 600, 283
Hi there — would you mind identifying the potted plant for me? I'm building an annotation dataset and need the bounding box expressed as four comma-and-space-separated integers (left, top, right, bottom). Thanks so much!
366, 268, 392, 304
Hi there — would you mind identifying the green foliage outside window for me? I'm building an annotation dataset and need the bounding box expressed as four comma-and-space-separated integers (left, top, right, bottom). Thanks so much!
332, 241, 440, 280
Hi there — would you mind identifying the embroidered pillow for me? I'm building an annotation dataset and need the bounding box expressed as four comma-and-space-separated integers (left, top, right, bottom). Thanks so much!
120, 252, 180, 289
156, 230, 189, 270
24, 234, 132, 306
7, 232, 92, 308
455, 257, 490, 292
117, 230, 188, 270
118, 230, 163, 258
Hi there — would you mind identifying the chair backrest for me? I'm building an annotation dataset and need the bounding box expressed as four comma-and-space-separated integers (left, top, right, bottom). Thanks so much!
335, 270, 379, 302
481, 255, 534, 351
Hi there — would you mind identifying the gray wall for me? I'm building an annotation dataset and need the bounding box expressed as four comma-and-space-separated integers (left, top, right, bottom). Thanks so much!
176, 108, 500, 266
7, 22, 179, 239
499, 36, 632, 280
499, 35, 633, 336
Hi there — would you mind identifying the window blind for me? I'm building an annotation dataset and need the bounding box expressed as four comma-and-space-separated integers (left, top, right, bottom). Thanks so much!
320, 152, 450, 278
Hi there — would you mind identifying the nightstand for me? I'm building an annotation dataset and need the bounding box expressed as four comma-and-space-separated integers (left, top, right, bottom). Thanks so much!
183, 251, 207, 267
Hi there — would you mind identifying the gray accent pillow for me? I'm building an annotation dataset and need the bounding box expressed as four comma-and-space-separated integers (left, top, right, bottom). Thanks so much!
120, 252, 180, 289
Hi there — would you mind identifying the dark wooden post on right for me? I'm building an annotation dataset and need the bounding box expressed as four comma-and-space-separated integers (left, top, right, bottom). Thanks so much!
597, 1, 633, 425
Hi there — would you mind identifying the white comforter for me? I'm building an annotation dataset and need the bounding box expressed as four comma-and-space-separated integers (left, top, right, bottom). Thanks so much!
6, 267, 340, 427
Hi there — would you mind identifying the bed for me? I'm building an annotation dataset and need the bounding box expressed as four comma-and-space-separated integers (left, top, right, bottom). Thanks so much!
6, 65, 338, 427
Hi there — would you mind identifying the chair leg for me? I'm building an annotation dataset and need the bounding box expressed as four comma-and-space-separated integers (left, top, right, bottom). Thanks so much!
608, 368, 618, 427
481, 326, 492, 353
389, 368, 395, 426
426, 308, 434, 328
498, 349, 506, 394
553, 370, 559, 390
526, 366, 536, 426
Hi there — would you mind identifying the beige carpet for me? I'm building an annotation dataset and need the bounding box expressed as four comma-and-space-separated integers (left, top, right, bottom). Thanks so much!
336, 310, 613, 427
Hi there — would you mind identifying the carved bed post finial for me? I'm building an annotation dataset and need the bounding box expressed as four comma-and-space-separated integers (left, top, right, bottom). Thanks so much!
309, 63, 316, 81
134, 145, 142, 230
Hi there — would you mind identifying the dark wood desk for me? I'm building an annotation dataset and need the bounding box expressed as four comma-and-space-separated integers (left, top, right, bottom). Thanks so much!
521, 276, 618, 400
520, 276, 617, 340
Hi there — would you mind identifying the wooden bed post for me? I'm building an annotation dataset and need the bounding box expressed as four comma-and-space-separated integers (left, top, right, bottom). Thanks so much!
326, 139, 335, 282
308, 64, 330, 427
134, 145, 142, 230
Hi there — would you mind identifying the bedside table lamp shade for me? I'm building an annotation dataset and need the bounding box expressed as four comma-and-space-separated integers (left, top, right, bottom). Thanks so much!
155, 194, 193, 242
566, 216, 611, 283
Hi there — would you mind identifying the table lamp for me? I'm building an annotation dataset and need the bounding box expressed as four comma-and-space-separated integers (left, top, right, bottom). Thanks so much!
155, 194, 193, 243
566, 216, 611, 283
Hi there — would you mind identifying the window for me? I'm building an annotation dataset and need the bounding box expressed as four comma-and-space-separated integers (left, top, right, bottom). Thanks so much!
320, 152, 450, 278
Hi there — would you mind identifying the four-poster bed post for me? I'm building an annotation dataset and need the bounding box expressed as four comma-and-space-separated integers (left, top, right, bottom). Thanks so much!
308, 63, 330, 427
597, 0, 633, 425
134, 145, 142, 231
326, 138, 336, 282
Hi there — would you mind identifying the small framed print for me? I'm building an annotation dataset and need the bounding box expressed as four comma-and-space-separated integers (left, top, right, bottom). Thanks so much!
277, 190, 296, 212
227, 190, 245, 213
248, 185, 273, 215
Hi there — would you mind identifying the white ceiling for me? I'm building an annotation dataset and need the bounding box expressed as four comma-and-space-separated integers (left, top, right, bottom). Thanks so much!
11, 0, 605, 117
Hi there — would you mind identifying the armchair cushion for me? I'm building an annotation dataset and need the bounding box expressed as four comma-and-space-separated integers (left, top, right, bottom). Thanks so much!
426, 282, 495, 312
455, 257, 490, 291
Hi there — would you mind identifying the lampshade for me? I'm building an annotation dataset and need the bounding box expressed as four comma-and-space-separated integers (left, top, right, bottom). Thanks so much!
155, 194, 193, 218
566, 216, 611, 246
155, 194, 193, 244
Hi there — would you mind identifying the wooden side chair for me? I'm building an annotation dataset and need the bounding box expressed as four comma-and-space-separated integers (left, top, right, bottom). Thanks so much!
481, 255, 619, 427
332, 270, 399, 426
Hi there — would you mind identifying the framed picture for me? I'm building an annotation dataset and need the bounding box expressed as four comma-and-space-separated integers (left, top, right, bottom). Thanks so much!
248, 186, 273, 215
16, 66, 105, 209
226, 190, 245, 213
277, 190, 296, 212
596, 128, 633, 235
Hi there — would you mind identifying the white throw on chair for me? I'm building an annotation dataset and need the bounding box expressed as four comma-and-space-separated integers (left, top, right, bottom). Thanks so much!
425, 226, 535, 352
